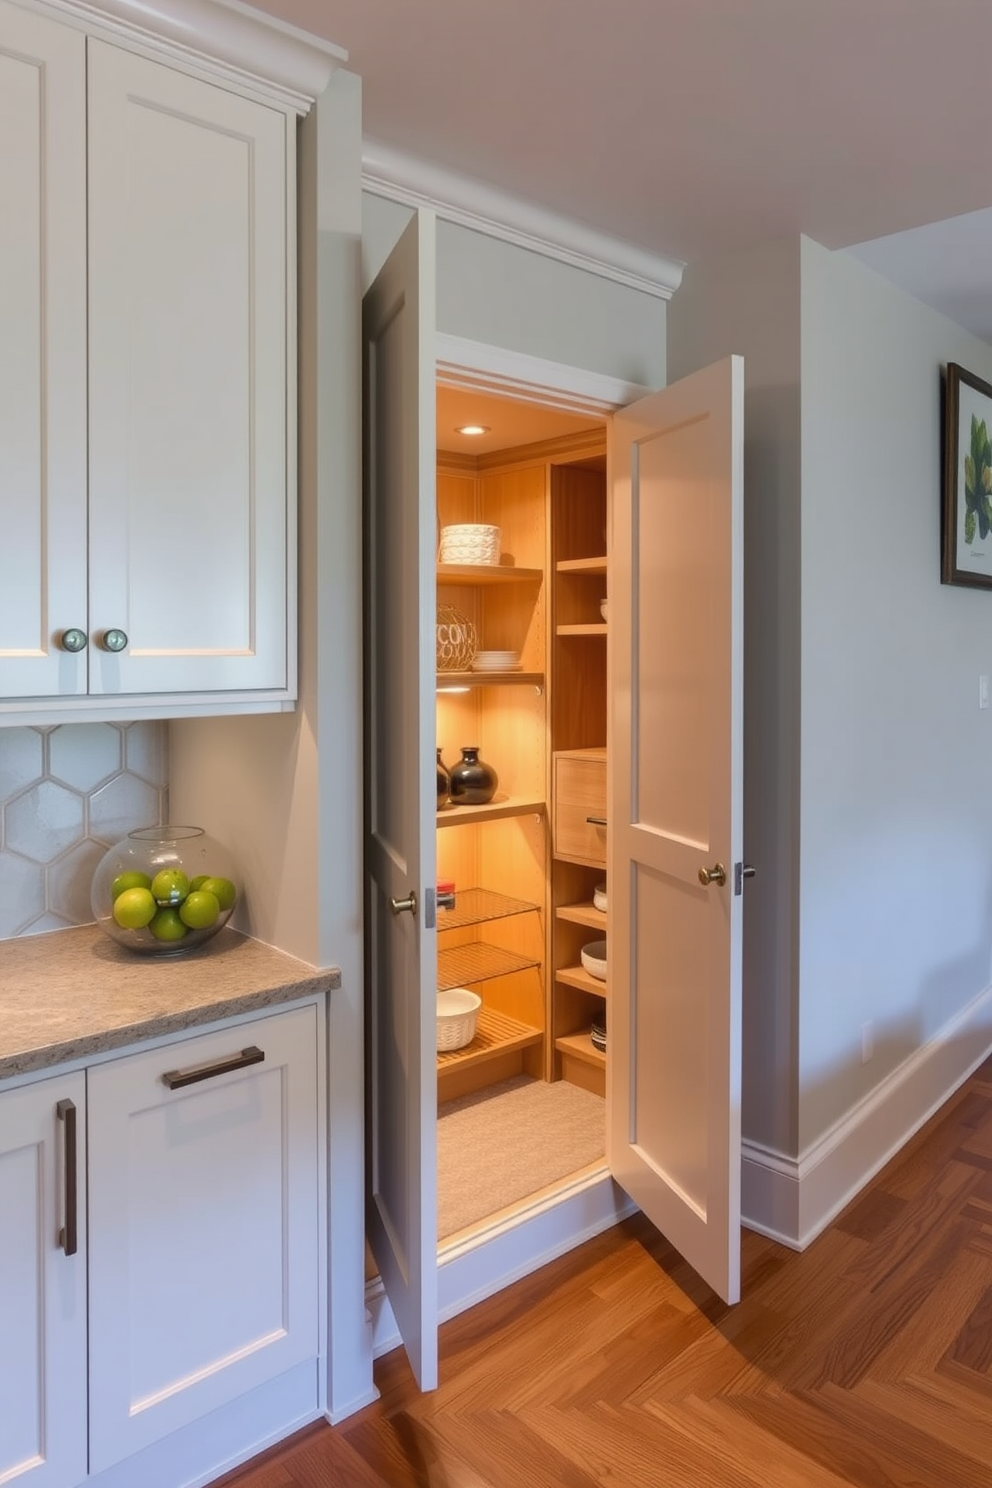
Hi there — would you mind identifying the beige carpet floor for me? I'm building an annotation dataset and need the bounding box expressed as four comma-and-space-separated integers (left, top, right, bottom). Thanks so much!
437, 1075, 606, 1240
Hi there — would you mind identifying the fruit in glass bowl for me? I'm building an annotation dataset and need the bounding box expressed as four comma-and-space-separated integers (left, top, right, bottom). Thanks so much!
91, 825, 238, 955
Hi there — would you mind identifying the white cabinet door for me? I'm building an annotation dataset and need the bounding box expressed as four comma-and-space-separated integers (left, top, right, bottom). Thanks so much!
363, 211, 439, 1391
0, 1073, 87, 1488
86, 1006, 319, 1473
86, 41, 290, 697
608, 355, 745, 1304
0, 2, 87, 701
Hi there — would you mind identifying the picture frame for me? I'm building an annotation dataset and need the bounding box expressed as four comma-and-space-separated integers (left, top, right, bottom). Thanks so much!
942, 362, 992, 589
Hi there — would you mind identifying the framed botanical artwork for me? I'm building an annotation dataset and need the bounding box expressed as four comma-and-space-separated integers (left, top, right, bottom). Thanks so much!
942, 362, 992, 589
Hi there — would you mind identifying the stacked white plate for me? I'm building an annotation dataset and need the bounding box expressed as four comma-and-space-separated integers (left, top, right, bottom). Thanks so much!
471, 649, 521, 672
439, 523, 501, 565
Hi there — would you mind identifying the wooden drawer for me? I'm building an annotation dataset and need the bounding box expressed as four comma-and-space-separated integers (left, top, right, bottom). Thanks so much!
553, 750, 606, 866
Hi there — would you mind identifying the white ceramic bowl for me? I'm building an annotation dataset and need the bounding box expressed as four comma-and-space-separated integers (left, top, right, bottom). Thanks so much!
593, 883, 607, 913
580, 939, 608, 981
436, 988, 482, 1050
600, 599, 609, 621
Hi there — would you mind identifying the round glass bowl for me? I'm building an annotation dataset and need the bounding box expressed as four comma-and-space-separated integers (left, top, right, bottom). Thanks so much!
91, 825, 238, 955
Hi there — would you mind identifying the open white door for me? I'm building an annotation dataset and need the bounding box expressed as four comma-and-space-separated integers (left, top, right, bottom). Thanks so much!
608, 355, 744, 1304
363, 211, 439, 1388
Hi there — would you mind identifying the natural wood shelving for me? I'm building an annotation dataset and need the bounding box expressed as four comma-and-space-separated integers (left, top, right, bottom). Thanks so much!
436, 671, 544, 689
556, 556, 607, 576
556, 902, 606, 932
437, 887, 539, 932
554, 1031, 605, 1070
556, 965, 609, 998
436, 1008, 543, 1102
437, 795, 545, 828
437, 1007, 542, 1069
437, 941, 540, 991
437, 563, 543, 586
556, 623, 607, 637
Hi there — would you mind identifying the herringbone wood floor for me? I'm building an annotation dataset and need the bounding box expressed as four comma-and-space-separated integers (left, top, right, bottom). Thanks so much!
219, 1056, 992, 1487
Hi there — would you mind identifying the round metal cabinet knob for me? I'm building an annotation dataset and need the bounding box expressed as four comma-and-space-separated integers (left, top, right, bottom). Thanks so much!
59, 628, 88, 653
101, 628, 128, 653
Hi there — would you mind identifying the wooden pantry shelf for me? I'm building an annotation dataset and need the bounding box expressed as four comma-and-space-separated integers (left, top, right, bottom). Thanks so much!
436, 671, 543, 689
437, 794, 545, 828
556, 902, 606, 932
556, 965, 609, 998
556, 557, 607, 576
437, 887, 539, 933
437, 564, 543, 586
436, 1008, 542, 1072
556, 623, 607, 637
438, 941, 540, 991
436, 1007, 544, 1099
555, 1031, 606, 1070
556, 1030, 606, 1097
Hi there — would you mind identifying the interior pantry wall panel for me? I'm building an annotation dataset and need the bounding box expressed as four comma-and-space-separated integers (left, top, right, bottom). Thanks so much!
361, 192, 666, 388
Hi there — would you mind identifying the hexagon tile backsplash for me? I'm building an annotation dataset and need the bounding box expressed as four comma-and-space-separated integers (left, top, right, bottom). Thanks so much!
0, 722, 169, 938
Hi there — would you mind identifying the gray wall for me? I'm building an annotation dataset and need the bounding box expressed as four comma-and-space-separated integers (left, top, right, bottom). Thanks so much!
798, 237, 992, 1148
669, 230, 992, 1160
667, 238, 803, 1158
363, 192, 668, 388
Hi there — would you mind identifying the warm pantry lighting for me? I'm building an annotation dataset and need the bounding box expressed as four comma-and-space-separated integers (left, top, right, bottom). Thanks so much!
437, 685, 471, 694
455, 424, 490, 436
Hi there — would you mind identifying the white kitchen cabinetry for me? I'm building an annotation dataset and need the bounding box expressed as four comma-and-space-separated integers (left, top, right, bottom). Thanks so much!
0, 0, 299, 721
87, 1005, 319, 1472
0, 1073, 87, 1488
0, 1002, 319, 1487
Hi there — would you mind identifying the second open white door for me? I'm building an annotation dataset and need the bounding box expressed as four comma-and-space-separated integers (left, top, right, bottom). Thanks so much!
608, 355, 745, 1305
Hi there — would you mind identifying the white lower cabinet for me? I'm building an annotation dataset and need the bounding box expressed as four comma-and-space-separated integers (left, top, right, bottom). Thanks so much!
0, 1072, 88, 1488
0, 1002, 319, 1488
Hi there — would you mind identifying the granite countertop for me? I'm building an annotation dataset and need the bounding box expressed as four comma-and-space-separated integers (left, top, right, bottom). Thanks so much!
0, 924, 341, 1081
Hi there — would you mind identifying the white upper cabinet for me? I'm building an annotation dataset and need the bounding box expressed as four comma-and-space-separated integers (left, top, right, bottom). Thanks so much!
0, 1, 88, 703
0, 0, 334, 723
86, 42, 289, 700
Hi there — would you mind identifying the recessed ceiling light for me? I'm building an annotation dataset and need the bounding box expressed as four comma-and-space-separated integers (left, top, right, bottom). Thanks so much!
455, 424, 490, 436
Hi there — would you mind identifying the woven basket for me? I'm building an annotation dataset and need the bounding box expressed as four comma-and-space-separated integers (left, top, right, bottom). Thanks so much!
436, 604, 478, 672
436, 988, 481, 1051
439, 523, 501, 566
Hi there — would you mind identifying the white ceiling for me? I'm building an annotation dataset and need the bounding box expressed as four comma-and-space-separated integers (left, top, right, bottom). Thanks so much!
262, 0, 992, 342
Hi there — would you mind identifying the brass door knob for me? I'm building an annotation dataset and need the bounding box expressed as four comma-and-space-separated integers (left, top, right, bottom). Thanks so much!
698, 862, 727, 887
389, 891, 418, 916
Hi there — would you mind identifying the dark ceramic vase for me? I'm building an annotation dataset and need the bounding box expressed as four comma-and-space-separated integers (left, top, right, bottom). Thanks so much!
448, 746, 498, 805
436, 749, 451, 809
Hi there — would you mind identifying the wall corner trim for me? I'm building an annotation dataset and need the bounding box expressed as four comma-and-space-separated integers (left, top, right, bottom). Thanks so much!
35, 0, 346, 111
363, 139, 684, 302
742, 982, 992, 1250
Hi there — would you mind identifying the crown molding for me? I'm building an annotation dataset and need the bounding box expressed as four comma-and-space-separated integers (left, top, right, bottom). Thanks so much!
23, 0, 346, 112
363, 139, 683, 302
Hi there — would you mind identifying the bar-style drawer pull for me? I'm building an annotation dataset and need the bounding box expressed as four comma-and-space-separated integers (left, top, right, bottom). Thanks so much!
56, 1098, 77, 1257
586, 815, 607, 827
162, 1045, 265, 1090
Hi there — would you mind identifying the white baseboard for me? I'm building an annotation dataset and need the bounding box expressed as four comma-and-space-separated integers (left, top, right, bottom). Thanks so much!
367, 1168, 635, 1360
742, 983, 992, 1249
